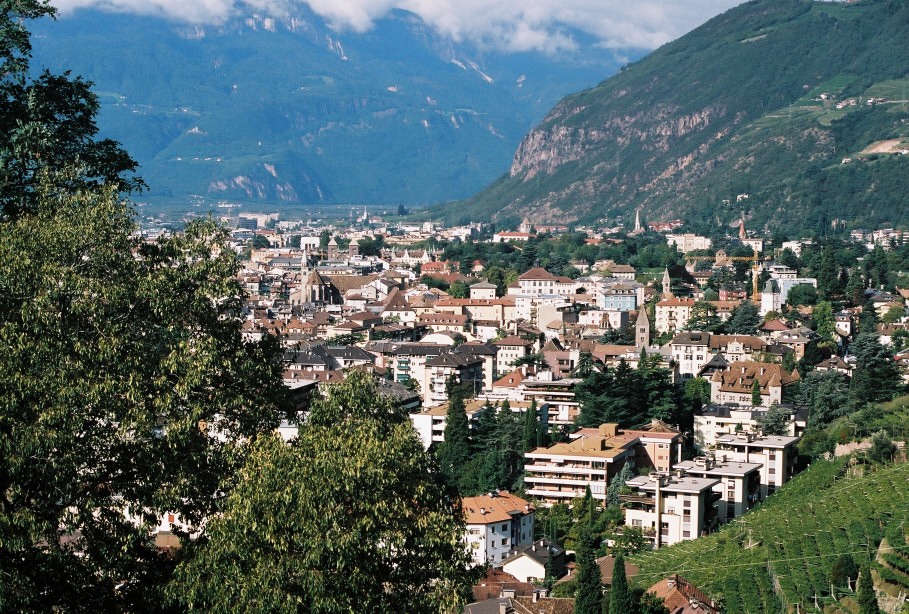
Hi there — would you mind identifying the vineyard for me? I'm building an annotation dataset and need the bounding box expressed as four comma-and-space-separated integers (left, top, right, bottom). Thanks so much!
631, 457, 909, 613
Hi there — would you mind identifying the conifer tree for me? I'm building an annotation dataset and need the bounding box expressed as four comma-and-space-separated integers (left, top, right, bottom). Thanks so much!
438, 392, 470, 489
574, 524, 603, 614
857, 566, 881, 614
609, 552, 633, 614
751, 378, 762, 406
524, 398, 539, 453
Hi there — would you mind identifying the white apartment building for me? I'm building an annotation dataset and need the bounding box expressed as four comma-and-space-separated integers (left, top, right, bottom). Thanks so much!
463, 491, 535, 566
713, 432, 800, 496
674, 456, 762, 523
666, 234, 712, 253
622, 472, 721, 547
524, 423, 637, 504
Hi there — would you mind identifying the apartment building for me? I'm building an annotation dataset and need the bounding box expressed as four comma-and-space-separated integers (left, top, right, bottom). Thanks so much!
524, 423, 637, 504
621, 472, 721, 547
674, 456, 762, 523
463, 491, 535, 566
713, 431, 800, 496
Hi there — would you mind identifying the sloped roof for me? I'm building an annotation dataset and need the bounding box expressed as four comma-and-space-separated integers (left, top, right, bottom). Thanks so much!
463, 491, 533, 525
518, 267, 557, 281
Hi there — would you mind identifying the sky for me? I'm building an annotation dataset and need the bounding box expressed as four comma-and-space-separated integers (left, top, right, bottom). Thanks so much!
52, 0, 744, 52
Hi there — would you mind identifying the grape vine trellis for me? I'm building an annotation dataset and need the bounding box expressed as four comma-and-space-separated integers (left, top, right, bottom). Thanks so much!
632, 459, 909, 612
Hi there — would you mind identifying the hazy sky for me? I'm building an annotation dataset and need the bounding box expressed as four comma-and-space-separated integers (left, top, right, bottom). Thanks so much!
52, 0, 744, 52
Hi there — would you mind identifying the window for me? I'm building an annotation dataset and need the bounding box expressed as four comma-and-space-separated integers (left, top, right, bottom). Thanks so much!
502, 524, 508, 531
768, 467, 776, 475
683, 530, 690, 538
501, 539, 508, 546
683, 499, 691, 507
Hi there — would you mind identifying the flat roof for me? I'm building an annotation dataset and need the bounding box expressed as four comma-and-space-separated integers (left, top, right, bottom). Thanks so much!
674, 460, 762, 477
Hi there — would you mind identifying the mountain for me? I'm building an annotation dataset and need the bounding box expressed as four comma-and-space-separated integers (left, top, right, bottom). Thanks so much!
444, 0, 909, 234
30, 8, 632, 208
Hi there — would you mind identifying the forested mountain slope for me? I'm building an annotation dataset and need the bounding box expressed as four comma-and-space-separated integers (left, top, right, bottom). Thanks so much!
444, 0, 909, 234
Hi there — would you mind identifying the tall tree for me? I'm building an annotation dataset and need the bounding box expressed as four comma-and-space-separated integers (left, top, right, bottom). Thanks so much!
0, 187, 289, 609
0, 1, 141, 219
609, 552, 633, 614
168, 372, 474, 613
523, 398, 539, 453
574, 525, 603, 614
726, 300, 761, 334
857, 566, 881, 614
437, 392, 471, 489
849, 333, 901, 407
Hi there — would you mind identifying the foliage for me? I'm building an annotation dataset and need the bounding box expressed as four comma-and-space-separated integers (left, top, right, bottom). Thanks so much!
726, 300, 761, 335
574, 525, 603, 614
857, 567, 881, 614
756, 405, 791, 437
607, 462, 636, 508
786, 284, 818, 307
849, 333, 901, 407
799, 370, 850, 430
0, 184, 289, 609
609, 552, 633, 614
867, 431, 897, 464
576, 356, 678, 429
0, 1, 142, 220
830, 554, 858, 590
168, 372, 474, 613
436, 392, 470, 489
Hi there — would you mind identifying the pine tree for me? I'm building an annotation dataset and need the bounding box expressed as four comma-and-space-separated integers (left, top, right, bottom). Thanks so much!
609, 552, 633, 614
751, 378, 762, 406
849, 333, 901, 407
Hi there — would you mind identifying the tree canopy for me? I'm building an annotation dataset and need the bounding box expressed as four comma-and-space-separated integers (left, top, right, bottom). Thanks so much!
168, 372, 474, 613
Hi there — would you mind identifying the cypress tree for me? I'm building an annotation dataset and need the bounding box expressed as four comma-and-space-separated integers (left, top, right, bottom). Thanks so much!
857, 567, 880, 614
574, 525, 603, 614
609, 552, 633, 614
523, 399, 538, 453
751, 378, 762, 406
437, 392, 470, 489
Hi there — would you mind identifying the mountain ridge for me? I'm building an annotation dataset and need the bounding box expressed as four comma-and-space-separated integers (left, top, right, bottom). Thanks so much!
441, 0, 909, 234
31, 7, 633, 207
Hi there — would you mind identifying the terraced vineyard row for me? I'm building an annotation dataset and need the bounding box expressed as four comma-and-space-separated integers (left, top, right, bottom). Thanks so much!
631, 459, 909, 613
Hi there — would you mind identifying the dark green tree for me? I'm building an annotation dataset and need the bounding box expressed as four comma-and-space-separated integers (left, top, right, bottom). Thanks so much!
751, 378, 762, 406
726, 300, 761, 334
787, 283, 818, 307
168, 372, 474, 613
857, 566, 881, 614
800, 370, 849, 430
608, 552, 633, 614
867, 430, 897, 464
523, 398, 539, 452
756, 405, 791, 436
574, 525, 603, 614
0, 1, 142, 219
859, 300, 879, 335
0, 188, 289, 609
849, 333, 901, 407
437, 392, 470, 489
830, 554, 859, 590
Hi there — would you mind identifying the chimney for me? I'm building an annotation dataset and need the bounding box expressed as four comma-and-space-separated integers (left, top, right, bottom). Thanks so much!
481, 507, 486, 515
499, 603, 509, 614
502, 589, 516, 599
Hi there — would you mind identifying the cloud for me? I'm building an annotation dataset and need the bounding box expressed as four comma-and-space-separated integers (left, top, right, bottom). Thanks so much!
51, 0, 745, 52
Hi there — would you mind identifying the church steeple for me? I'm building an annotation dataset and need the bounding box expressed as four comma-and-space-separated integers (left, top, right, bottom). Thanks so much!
635, 305, 650, 349
662, 268, 673, 299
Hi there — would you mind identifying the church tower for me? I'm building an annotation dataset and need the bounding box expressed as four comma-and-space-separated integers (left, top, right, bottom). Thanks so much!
635, 305, 651, 349
662, 268, 673, 299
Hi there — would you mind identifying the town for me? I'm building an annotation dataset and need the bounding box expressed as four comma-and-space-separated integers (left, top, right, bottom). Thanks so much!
150, 207, 909, 613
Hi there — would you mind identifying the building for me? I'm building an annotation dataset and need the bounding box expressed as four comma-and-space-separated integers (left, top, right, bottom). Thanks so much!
501, 539, 566, 583
708, 361, 800, 407
655, 298, 697, 334
524, 423, 637, 504
423, 352, 484, 405
494, 336, 534, 375
713, 431, 800, 496
463, 491, 535, 566
666, 233, 712, 253
621, 472, 721, 547
470, 281, 498, 300
693, 403, 805, 451
674, 455, 762, 523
